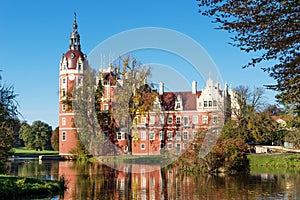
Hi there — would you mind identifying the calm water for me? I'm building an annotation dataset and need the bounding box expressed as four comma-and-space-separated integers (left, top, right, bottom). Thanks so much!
7, 158, 300, 200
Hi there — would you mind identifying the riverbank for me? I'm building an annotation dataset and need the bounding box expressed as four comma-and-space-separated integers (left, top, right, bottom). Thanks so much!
0, 175, 66, 199
247, 153, 300, 168
13, 147, 59, 157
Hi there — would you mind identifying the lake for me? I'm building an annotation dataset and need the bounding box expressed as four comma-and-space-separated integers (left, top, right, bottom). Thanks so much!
7, 158, 300, 199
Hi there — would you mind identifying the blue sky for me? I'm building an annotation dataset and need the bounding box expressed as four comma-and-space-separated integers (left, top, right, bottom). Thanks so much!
0, 0, 277, 128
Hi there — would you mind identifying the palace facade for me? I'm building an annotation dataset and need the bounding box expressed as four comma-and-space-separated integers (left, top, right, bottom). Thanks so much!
58, 14, 231, 156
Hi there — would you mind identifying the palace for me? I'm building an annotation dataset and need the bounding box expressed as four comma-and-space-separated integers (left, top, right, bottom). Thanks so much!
58, 14, 232, 156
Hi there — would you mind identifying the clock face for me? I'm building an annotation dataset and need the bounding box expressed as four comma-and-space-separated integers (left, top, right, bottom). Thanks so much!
69, 74, 75, 81
70, 53, 75, 58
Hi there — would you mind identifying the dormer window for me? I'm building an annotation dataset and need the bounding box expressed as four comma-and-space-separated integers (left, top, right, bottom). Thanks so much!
175, 95, 183, 110
204, 101, 208, 107
78, 64, 82, 71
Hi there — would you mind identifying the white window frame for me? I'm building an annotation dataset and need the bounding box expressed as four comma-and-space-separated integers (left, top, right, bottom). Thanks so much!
167, 131, 173, 140
193, 116, 198, 124
141, 131, 146, 140
103, 104, 109, 111
160, 131, 164, 140
183, 116, 189, 126
117, 132, 122, 140
167, 116, 173, 124
176, 116, 181, 124
160, 115, 164, 124
141, 143, 145, 150
168, 143, 172, 149
183, 131, 188, 140
150, 116, 155, 125
149, 131, 155, 140
203, 115, 208, 124
62, 104, 66, 111
213, 116, 218, 124
176, 131, 181, 141
62, 131, 66, 141
62, 118, 66, 126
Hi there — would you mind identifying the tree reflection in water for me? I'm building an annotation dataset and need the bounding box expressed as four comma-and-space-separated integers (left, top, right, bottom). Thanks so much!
8, 160, 300, 199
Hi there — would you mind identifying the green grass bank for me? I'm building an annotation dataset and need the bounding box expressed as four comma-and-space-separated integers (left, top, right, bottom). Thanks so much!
0, 175, 66, 199
247, 153, 300, 168
13, 147, 59, 157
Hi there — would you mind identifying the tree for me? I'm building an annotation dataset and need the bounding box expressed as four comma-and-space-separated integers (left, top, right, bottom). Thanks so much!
197, 0, 300, 114
112, 56, 153, 152
19, 121, 52, 150
51, 127, 59, 151
0, 75, 19, 172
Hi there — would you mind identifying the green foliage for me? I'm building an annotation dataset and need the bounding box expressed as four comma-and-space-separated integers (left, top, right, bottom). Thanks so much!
197, 0, 300, 114
0, 175, 66, 199
248, 154, 300, 168
51, 127, 59, 151
0, 75, 19, 172
19, 121, 53, 150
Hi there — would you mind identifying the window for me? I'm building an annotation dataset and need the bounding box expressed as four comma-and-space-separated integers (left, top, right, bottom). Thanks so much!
62, 118, 66, 126
183, 131, 188, 140
209, 101, 212, 107
193, 116, 198, 124
117, 132, 122, 140
167, 116, 173, 124
204, 101, 208, 107
167, 131, 173, 140
78, 64, 82, 71
62, 89, 66, 97
63, 64, 66, 70
104, 131, 108, 139
103, 118, 108, 126
176, 102, 181, 109
62, 104, 66, 111
149, 132, 155, 140
184, 116, 188, 126
141, 143, 145, 150
176, 116, 181, 124
184, 143, 188, 149
78, 77, 82, 85
142, 117, 147, 125
176, 143, 181, 150
176, 131, 181, 141
160, 115, 164, 124
62, 78, 66, 85
160, 131, 164, 140
103, 104, 109, 111
62, 132, 66, 141
168, 143, 172, 149
213, 116, 218, 124
193, 131, 198, 139
213, 100, 217, 107
160, 143, 164, 149
203, 115, 208, 124
124, 133, 128, 140
141, 132, 146, 140
150, 116, 155, 125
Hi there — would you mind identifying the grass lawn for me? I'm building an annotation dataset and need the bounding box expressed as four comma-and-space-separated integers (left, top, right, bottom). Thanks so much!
247, 153, 300, 168
13, 147, 59, 157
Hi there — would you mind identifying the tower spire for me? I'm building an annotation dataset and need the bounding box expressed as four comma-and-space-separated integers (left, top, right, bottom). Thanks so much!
69, 12, 81, 51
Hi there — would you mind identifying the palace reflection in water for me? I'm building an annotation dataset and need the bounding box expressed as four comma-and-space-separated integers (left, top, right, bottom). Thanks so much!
8, 159, 300, 199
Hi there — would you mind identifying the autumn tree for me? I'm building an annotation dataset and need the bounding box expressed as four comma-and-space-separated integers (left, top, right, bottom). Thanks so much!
197, 0, 300, 114
112, 56, 154, 152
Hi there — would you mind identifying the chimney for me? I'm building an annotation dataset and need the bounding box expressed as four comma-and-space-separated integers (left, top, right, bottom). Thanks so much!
192, 81, 197, 94
159, 82, 164, 95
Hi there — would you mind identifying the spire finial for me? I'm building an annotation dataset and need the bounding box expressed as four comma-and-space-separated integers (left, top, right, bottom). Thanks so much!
69, 12, 81, 50
72, 12, 78, 32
